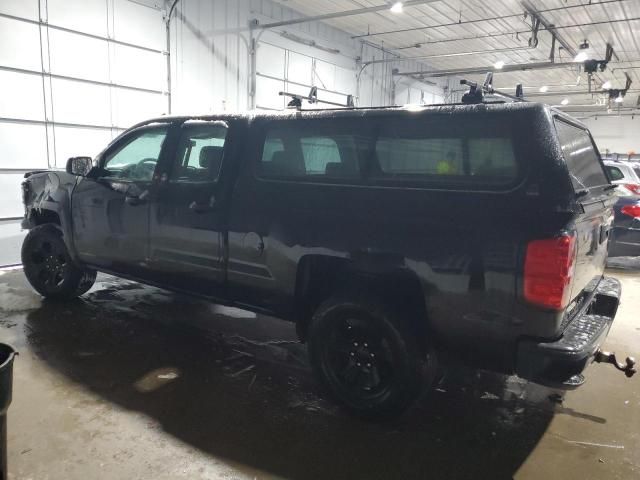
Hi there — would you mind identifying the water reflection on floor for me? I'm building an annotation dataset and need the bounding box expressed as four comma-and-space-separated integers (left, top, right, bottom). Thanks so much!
2, 268, 639, 479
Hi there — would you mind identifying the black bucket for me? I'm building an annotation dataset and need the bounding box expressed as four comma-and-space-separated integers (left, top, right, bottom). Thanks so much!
0, 344, 17, 480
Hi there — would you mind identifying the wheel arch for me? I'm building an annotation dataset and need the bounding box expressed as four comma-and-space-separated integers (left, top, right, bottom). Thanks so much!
293, 254, 431, 352
23, 172, 79, 263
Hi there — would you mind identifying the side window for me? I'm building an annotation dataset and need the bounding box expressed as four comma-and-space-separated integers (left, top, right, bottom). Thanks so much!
171, 122, 228, 182
261, 137, 284, 163
259, 124, 360, 180
103, 126, 168, 181
605, 166, 624, 181
300, 137, 341, 174
375, 137, 464, 176
468, 138, 517, 181
554, 120, 608, 190
371, 125, 518, 188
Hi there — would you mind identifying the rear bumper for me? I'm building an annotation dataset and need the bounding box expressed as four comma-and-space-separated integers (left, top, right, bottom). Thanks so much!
515, 276, 621, 389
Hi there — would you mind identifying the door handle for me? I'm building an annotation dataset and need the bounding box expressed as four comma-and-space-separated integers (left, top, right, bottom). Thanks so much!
125, 190, 149, 206
189, 197, 216, 213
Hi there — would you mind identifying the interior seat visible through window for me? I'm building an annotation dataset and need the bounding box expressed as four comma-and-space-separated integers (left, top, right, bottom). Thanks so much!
171, 122, 228, 182
198, 146, 224, 180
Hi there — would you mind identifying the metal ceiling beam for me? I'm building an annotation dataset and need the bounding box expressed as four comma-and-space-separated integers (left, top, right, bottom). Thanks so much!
363, 46, 532, 65
391, 15, 639, 53
352, 11, 525, 40
254, 0, 440, 30
351, 0, 626, 40
525, 88, 640, 97
393, 61, 575, 78
520, 0, 576, 57
394, 29, 531, 50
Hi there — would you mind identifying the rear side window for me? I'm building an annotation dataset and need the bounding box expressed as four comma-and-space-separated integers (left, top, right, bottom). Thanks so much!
605, 165, 624, 181
258, 114, 521, 189
300, 137, 342, 174
370, 117, 519, 188
259, 124, 362, 179
376, 138, 464, 175
554, 120, 608, 190
468, 138, 518, 180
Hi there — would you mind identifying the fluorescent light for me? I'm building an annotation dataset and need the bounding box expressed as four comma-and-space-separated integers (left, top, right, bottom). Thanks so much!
574, 51, 588, 63
561, 98, 569, 105
539, 85, 549, 93
602, 81, 612, 90
494, 60, 505, 69
615, 93, 624, 103
390, 2, 403, 13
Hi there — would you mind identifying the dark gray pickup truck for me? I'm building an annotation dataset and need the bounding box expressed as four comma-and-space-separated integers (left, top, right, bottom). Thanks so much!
20, 103, 635, 417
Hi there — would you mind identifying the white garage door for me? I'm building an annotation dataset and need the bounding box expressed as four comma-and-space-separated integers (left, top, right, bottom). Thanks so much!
0, 0, 167, 219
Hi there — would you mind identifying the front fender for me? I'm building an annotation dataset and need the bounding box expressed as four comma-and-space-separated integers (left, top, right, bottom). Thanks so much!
22, 171, 80, 263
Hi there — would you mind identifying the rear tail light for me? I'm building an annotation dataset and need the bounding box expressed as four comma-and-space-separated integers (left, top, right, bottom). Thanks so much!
524, 235, 577, 311
624, 183, 640, 195
621, 203, 640, 218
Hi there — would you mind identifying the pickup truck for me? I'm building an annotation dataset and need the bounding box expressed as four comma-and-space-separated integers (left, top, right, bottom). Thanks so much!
20, 103, 635, 417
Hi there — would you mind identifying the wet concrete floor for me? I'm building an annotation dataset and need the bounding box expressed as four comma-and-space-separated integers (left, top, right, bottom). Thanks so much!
1, 266, 639, 479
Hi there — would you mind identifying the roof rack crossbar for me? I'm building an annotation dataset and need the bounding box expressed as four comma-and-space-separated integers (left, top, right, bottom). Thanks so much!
279, 87, 355, 110
460, 72, 528, 104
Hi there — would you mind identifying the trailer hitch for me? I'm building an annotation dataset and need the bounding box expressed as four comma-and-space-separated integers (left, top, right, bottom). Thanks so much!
594, 350, 636, 378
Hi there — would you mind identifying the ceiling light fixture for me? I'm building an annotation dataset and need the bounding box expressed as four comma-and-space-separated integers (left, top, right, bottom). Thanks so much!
573, 39, 590, 62
539, 85, 549, 93
602, 81, 612, 90
390, 2, 403, 13
494, 60, 505, 70
279, 31, 340, 54
574, 51, 588, 63
561, 98, 570, 105
615, 93, 624, 103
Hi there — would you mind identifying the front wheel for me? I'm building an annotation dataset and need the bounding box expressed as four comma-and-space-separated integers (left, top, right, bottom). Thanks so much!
307, 293, 428, 418
21, 224, 97, 300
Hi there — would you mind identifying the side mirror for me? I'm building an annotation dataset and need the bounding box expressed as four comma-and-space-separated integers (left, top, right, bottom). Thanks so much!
66, 156, 93, 176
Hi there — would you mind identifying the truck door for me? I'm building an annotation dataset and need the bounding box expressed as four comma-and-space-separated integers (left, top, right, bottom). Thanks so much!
72, 123, 171, 271
148, 120, 231, 295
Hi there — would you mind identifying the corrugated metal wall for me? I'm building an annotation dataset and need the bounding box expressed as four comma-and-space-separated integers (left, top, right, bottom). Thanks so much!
170, 0, 445, 113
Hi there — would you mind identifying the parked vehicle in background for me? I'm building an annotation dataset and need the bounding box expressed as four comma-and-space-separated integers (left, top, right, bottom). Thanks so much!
602, 152, 640, 163
603, 160, 640, 195
19, 103, 635, 417
608, 191, 640, 257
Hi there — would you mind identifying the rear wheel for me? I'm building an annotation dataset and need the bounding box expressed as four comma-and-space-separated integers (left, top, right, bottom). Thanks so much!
22, 224, 96, 300
308, 293, 428, 418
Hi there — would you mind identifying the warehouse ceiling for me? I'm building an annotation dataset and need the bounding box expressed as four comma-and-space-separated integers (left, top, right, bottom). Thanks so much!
271, 0, 640, 113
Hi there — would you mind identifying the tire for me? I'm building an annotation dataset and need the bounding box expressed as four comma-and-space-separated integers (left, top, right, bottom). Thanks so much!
21, 224, 97, 300
307, 293, 427, 418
